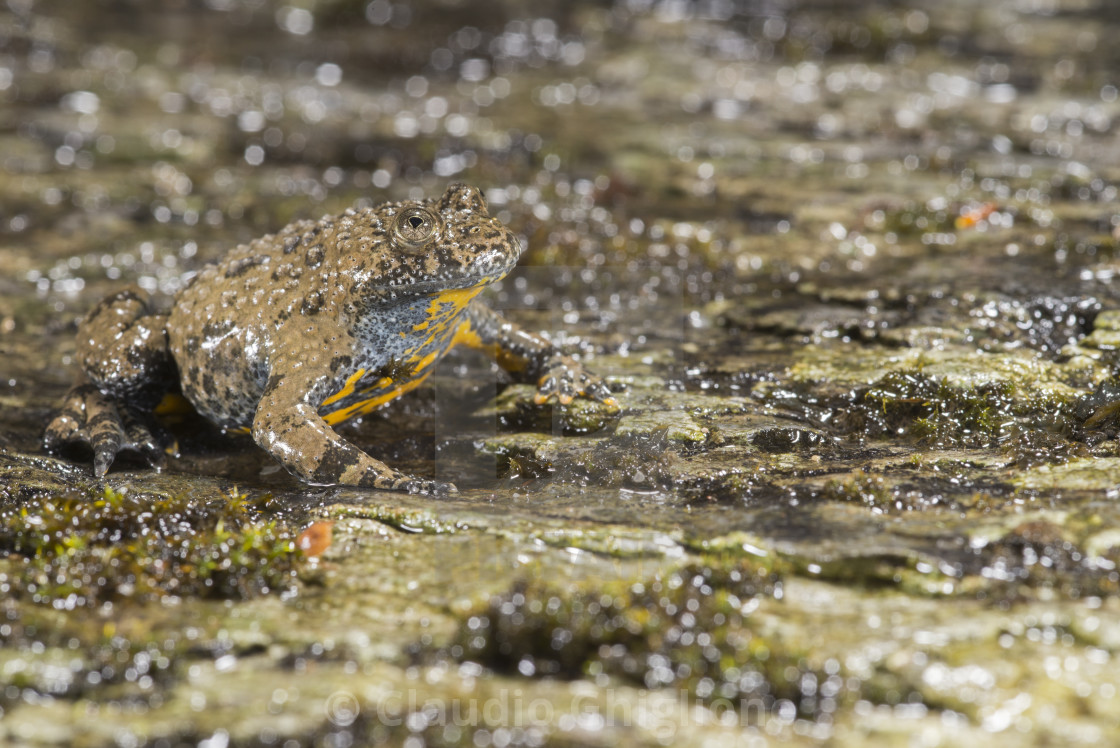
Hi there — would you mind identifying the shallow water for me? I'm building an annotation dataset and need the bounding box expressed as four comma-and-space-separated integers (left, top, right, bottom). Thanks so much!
3, 1, 1120, 746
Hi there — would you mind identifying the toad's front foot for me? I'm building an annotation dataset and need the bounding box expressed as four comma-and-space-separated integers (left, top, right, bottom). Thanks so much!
532, 353, 618, 409
43, 383, 170, 477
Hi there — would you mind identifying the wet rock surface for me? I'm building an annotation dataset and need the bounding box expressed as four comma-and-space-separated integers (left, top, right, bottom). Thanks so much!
3, 0, 1120, 745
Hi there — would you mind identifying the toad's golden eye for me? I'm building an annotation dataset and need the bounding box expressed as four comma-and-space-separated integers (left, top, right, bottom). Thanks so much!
392, 207, 439, 247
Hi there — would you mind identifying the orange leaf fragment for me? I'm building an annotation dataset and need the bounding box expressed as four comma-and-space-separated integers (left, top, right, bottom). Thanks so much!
955, 202, 998, 230
297, 520, 335, 557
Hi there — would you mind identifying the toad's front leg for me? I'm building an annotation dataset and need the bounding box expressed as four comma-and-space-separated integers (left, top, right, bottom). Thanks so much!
457, 300, 618, 408
251, 373, 454, 495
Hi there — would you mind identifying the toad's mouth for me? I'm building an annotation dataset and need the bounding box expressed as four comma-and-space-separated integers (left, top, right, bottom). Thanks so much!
373, 268, 509, 299
365, 235, 522, 298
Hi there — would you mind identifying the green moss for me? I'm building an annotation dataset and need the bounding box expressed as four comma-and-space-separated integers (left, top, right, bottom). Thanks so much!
0, 485, 302, 606
447, 556, 849, 719
965, 521, 1120, 600
872, 200, 956, 237
846, 369, 1066, 449
615, 411, 709, 444
1002, 426, 1091, 469
562, 430, 680, 489
681, 467, 776, 503
797, 553, 961, 597
819, 469, 894, 510
0, 603, 195, 698
336, 504, 468, 534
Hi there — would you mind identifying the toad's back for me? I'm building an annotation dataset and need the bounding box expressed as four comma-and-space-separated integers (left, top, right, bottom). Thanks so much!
168, 188, 519, 430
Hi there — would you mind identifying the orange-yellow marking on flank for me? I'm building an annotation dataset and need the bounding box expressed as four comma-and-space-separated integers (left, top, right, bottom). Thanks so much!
318, 286, 487, 426
322, 371, 432, 426
412, 349, 440, 372
319, 367, 367, 407
402, 285, 488, 369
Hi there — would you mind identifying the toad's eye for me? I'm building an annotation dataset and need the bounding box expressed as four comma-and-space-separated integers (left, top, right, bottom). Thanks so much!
392, 207, 439, 247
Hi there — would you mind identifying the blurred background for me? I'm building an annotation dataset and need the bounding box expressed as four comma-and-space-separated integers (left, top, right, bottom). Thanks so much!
4, 1, 1120, 746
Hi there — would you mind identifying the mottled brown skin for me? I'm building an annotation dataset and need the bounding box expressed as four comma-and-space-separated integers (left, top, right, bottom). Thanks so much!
44, 184, 617, 494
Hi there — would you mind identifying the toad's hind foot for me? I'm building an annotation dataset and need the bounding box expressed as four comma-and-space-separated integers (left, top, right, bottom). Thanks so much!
361, 471, 458, 496
44, 383, 172, 477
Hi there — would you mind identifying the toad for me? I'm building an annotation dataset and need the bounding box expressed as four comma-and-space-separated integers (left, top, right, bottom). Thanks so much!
44, 184, 616, 493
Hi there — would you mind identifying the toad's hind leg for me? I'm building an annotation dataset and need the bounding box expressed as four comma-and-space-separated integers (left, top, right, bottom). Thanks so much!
44, 287, 178, 477
252, 372, 456, 495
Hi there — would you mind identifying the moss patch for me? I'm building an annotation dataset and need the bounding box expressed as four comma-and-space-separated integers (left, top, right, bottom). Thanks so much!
0, 485, 302, 606
447, 556, 850, 720
842, 369, 1069, 449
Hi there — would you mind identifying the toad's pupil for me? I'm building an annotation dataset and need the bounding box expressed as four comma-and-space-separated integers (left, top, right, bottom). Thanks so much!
409, 216, 424, 229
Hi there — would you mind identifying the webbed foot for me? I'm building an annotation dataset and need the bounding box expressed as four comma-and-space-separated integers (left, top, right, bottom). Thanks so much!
43, 383, 172, 477
532, 353, 619, 409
